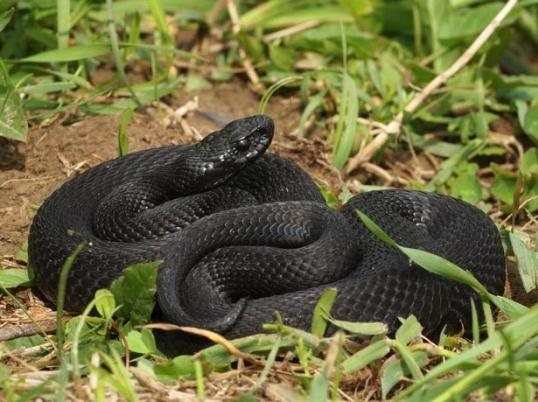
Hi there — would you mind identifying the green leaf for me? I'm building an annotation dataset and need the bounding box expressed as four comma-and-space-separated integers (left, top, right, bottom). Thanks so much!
22, 44, 112, 62
125, 328, 157, 354
234, 392, 259, 402
94, 289, 116, 320
4, 334, 45, 350
269, 46, 297, 70
0, 269, 31, 289
84, 78, 179, 114
311, 288, 337, 336
341, 339, 391, 373
339, 0, 373, 18
400, 247, 488, 296
509, 233, 538, 292
185, 72, 211, 91
327, 318, 388, 336
110, 261, 161, 325
15, 241, 28, 264
355, 210, 398, 248
521, 147, 538, 175
448, 172, 483, 204
381, 351, 429, 399
490, 170, 516, 206
0, 7, 14, 33
154, 355, 195, 380
0, 60, 27, 141
308, 366, 329, 402
522, 102, 538, 145
395, 315, 423, 345
439, 2, 504, 40
426, 140, 486, 191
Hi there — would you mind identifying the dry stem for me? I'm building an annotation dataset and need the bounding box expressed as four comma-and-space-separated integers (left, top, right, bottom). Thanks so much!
346, 0, 519, 173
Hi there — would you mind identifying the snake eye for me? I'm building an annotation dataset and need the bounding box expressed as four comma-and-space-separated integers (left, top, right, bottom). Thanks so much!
235, 138, 251, 152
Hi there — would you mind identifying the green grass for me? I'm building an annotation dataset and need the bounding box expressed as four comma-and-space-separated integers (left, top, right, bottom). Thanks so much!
1, 0, 538, 400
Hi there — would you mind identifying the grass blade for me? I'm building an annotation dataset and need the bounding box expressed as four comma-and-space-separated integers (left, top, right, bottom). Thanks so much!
311, 288, 337, 337
341, 339, 391, 374
22, 44, 112, 62
56, 0, 70, 50
332, 73, 358, 170
118, 107, 134, 157
107, 0, 140, 106
258, 75, 303, 114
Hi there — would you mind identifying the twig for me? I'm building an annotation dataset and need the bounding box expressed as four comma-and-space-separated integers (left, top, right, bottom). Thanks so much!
346, 0, 519, 173
225, 0, 263, 92
263, 21, 320, 42
207, 0, 228, 26
0, 319, 58, 341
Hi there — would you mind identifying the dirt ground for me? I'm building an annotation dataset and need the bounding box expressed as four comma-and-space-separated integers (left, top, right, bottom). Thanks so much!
0, 80, 536, 329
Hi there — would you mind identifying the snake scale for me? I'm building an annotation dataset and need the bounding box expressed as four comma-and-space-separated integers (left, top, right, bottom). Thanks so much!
28, 115, 505, 350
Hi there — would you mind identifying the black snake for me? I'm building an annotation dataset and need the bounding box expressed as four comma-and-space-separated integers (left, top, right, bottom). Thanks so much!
28, 115, 505, 350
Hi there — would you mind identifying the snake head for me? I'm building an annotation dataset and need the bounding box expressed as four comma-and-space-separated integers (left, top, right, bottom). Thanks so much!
195, 115, 274, 184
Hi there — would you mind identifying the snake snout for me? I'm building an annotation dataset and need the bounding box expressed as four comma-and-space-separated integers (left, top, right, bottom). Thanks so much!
225, 114, 274, 161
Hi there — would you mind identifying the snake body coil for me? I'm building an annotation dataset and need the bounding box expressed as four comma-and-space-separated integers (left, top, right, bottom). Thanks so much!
28, 115, 505, 349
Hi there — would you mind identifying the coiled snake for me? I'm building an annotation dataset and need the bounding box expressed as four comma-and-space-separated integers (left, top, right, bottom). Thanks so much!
28, 115, 505, 349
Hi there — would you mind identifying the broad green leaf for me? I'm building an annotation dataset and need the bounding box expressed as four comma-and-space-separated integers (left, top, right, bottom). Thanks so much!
339, 0, 374, 18
426, 140, 486, 191
154, 355, 195, 380
521, 147, 538, 175
395, 315, 423, 345
448, 172, 483, 204
240, 3, 352, 30
490, 174, 516, 207
488, 294, 528, 319
125, 328, 157, 354
84, 79, 179, 114
110, 261, 161, 326
439, 2, 504, 40
0, 0, 15, 13
308, 366, 329, 402
341, 339, 391, 373
0, 60, 27, 141
22, 44, 111, 62
15, 241, 28, 263
391, 340, 424, 381
5, 334, 46, 350
0, 268, 31, 288
0, 7, 14, 32
185, 72, 210, 91
510, 233, 538, 292
94, 289, 116, 320
269, 46, 297, 71
311, 288, 337, 336
327, 318, 387, 336
521, 102, 538, 145
400, 246, 488, 296
381, 351, 429, 399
